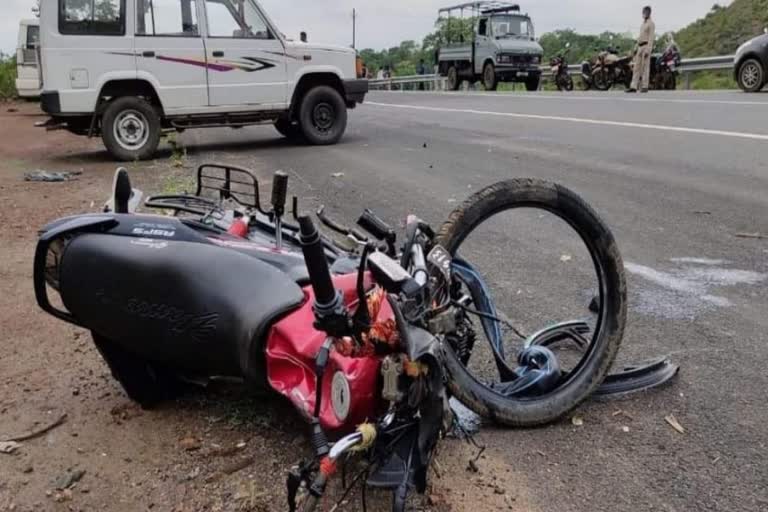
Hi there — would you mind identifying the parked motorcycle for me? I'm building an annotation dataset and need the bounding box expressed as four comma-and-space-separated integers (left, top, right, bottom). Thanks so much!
650, 37, 681, 90
590, 45, 633, 91
35, 165, 677, 511
550, 43, 574, 91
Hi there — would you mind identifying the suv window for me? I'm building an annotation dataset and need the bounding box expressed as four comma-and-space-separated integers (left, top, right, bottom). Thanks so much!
137, 0, 199, 36
59, 0, 125, 35
26, 25, 40, 48
204, 0, 273, 39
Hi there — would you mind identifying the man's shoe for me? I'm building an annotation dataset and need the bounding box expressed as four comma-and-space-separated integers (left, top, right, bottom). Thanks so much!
625, 88, 637, 93
640, 88, 649, 93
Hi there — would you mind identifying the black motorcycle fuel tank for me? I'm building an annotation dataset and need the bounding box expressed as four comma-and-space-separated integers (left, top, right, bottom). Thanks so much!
38, 213, 306, 381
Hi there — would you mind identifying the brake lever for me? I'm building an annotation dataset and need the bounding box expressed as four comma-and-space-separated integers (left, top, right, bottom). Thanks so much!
317, 206, 369, 243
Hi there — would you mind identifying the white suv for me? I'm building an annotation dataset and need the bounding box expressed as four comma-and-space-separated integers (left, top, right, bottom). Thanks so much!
38, 0, 368, 161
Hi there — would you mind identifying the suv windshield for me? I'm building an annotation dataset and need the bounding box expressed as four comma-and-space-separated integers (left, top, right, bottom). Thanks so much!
491, 15, 532, 39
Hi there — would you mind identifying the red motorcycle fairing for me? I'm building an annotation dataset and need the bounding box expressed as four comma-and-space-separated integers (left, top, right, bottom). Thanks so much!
266, 273, 393, 434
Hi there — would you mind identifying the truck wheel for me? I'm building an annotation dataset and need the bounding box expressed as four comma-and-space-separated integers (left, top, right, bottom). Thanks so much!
737, 58, 764, 93
93, 333, 185, 409
525, 75, 541, 91
298, 86, 348, 145
483, 63, 498, 91
101, 96, 161, 161
447, 66, 461, 91
274, 117, 304, 141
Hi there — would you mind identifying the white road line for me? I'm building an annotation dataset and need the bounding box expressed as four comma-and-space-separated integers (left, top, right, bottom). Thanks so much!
366, 101, 768, 141
374, 90, 768, 107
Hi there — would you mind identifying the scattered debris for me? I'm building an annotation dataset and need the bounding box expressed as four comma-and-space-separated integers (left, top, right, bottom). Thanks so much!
110, 403, 142, 422
621, 426, 630, 433
612, 410, 635, 421
55, 469, 86, 490
712, 456, 721, 464
7, 107, 18, 113
1, 412, 67, 442
691, 210, 711, 215
493, 486, 506, 495
467, 459, 479, 473
23, 465, 34, 473
331, 172, 345, 178
236, 440, 247, 449
422, 143, 428, 148
180, 436, 202, 451
664, 415, 685, 434
24, 171, 82, 183
560, 254, 573, 263
52, 489, 73, 503
222, 456, 256, 476
571, 416, 584, 426
734, 232, 766, 240
0, 441, 22, 454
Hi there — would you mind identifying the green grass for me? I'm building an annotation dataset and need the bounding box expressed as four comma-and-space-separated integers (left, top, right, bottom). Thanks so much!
0, 54, 17, 100
685, 70, 738, 90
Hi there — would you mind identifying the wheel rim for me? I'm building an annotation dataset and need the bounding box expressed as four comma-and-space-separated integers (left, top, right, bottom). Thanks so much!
113, 109, 150, 151
741, 63, 761, 89
311, 102, 336, 133
442, 204, 611, 402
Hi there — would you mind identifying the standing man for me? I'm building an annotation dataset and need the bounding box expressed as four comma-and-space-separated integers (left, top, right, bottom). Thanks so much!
416, 59, 427, 90
627, 6, 655, 93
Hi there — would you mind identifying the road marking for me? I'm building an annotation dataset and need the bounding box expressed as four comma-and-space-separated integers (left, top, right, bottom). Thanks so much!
366, 101, 768, 141
375, 90, 768, 107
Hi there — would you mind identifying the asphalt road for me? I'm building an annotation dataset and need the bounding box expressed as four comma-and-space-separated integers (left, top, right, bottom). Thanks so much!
177, 90, 768, 512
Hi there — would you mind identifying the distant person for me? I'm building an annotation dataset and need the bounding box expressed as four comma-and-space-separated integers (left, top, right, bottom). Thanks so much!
376, 67, 386, 80
627, 5, 655, 93
417, 59, 427, 90
300, 31, 308, 43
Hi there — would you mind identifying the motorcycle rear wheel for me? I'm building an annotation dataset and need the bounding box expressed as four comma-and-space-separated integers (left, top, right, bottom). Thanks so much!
436, 179, 627, 427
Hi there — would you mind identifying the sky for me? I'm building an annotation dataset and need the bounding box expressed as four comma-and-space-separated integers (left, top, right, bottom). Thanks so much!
1, 0, 732, 54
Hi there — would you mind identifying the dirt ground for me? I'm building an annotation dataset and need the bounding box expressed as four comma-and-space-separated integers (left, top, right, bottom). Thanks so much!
0, 101, 524, 512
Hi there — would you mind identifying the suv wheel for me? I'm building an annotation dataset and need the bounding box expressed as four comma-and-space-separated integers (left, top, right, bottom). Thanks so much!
483, 62, 498, 91
298, 86, 348, 145
102, 96, 161, 161
447, 66, 461, 91
738, 58, 765, 93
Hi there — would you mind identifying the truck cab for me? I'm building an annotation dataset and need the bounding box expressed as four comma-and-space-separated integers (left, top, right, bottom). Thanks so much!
38, 0, 368, 161
437, 2, 543, 91
16, 19, 41, 98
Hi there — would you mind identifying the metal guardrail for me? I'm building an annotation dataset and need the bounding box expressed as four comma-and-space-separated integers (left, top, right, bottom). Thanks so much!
368, 55, 736, 91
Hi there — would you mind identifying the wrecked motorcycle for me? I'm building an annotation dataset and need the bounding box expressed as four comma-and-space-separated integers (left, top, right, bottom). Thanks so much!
34, 165, 677, 510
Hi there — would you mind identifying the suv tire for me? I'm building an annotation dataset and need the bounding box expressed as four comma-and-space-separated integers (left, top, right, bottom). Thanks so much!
483, 62, 498, 91
447, 66, 461, 91
737, 58, 765, 93
298, 86, 348, 145
102, 96, 161, 161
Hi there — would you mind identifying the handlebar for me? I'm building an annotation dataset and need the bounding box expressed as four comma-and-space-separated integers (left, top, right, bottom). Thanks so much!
298, 215, 337, 307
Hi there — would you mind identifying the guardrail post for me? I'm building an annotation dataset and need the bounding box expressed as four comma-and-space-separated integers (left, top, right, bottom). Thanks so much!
684, 72, 691, 90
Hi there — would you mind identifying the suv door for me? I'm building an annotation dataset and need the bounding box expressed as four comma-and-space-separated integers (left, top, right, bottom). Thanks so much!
201, 0, 287, 107
475, 17, 493, 75
135, 0, 207, 110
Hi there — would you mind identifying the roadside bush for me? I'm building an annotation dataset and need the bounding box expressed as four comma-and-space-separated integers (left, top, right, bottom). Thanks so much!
0, 53, 18, 100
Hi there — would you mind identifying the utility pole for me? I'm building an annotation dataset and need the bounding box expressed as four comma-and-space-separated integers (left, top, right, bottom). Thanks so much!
352, 9, 356, 49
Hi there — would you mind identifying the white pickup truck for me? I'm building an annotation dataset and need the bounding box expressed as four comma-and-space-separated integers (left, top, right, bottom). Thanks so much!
38, 0, 368, 161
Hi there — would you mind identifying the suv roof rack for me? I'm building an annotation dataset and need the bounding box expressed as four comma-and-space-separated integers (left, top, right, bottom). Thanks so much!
439, 1, 520, 15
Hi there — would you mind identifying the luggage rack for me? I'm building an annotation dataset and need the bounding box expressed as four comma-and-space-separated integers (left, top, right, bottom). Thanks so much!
439, 1, 520, 15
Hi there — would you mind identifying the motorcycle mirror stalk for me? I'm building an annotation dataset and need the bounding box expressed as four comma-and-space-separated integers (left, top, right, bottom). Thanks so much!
271, 171, 289, 251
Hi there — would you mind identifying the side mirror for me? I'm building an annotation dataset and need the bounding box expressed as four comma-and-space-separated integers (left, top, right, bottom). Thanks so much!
565, 42, 571, 48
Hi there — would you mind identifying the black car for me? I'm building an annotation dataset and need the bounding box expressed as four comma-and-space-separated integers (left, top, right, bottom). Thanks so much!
734, 30, 768, 92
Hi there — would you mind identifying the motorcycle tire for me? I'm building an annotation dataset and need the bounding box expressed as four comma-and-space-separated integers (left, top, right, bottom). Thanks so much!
93, 333, 186, 409
436, 179, 627, 427
593, 68, 612, 91
562, 75, 574, 91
